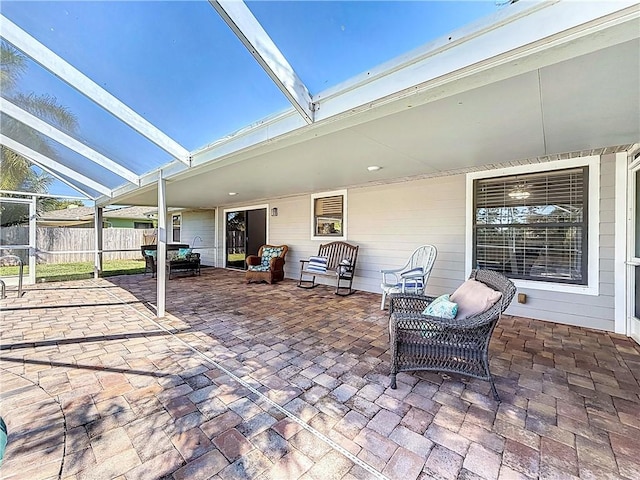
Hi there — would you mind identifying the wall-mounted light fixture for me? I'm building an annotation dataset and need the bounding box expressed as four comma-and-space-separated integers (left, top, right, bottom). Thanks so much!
271, 207, 278, 217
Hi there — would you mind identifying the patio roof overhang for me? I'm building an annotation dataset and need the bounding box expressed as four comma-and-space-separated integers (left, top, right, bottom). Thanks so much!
0, 1, 638, 207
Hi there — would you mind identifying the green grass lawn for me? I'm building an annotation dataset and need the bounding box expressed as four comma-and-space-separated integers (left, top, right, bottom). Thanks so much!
0, 259, 146, 283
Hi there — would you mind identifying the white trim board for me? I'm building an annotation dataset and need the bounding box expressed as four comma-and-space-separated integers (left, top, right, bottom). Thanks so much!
615, 152, 628, 335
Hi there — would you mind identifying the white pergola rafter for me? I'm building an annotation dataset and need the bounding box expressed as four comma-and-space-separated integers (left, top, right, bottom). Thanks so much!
31, 162, 97, 200
1, 135, 112, 196
0, 15, 191, 165
1, 98, 140, 185
210, 0, 314, 124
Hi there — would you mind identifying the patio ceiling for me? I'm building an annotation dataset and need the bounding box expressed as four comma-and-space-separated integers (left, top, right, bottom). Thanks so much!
1, 1, 638, 207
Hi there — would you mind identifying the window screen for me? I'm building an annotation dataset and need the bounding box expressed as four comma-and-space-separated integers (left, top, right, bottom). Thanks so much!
473, 167, 588, 284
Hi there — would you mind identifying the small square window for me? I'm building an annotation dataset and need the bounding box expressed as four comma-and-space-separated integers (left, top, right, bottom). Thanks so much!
311, 190, 347, 240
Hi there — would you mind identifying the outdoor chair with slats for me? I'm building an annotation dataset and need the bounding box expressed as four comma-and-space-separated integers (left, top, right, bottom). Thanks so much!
380, 244, 437, 310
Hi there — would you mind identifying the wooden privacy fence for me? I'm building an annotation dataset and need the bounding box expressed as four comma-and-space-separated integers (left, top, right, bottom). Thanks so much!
0, 226, 154, 263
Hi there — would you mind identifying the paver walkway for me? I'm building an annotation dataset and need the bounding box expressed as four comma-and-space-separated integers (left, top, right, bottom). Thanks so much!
1, 268, 639, 479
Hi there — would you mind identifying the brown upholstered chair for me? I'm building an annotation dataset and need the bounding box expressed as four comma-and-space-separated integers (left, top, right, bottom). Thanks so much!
245, 245, 288, 284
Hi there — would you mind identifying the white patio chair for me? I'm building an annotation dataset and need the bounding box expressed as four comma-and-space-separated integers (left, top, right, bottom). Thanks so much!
380, 245, 437, 310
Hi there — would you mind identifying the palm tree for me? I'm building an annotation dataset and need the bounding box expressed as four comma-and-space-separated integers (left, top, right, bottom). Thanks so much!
1, 41, 78, 224
0, 41, 26, 91
1, 41, 78, 192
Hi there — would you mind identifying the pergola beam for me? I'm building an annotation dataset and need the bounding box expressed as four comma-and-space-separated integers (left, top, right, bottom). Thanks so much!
0, 135, 112, 196
1, 98, 140, 185
0, 15, 190, 164
29, 162, 97, 200
210, 0, 314, 124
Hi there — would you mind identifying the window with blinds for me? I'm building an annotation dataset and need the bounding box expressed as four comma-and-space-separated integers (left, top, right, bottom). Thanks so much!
473, 167, 588, 284
314, 194, 344, 237
172, 214, 181, 242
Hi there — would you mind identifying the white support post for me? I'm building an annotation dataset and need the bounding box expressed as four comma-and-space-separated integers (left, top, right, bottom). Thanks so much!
28, 196, 36, 284
94, 205, 103, 279
157, 173, 167, 318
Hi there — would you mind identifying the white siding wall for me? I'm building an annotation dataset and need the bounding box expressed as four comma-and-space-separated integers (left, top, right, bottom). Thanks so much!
208, 154, 617, 332
263, 176, 467, 295
179, 210, 216, 266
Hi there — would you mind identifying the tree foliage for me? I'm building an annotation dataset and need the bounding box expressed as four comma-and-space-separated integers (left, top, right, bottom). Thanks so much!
1, 41, 80, 225
39, 198, 84, 212
0, 41, 78, 193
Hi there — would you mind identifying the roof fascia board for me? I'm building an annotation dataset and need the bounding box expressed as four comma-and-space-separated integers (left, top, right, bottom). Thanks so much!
313, 1, 640, 120
172, 0, 640, 175
106, 110, 305, 204
314, 0, 552, 103
209, 0, 314, 124
0, 135, 112, 196
1, 98, 140, 185
103, 160, 190, 205
0, 15, 190, 164
190, 110, 305, 168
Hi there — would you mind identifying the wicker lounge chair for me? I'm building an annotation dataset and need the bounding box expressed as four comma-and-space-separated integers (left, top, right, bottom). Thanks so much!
388, 269, 516, 401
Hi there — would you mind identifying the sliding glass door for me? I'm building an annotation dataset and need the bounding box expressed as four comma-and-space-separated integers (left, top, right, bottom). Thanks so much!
225, 208, 266, 269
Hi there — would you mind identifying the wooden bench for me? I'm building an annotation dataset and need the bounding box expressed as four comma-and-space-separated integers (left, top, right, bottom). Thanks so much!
298, 241, 359, 296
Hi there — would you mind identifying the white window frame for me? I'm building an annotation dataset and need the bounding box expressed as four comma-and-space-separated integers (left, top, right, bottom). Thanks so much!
311, 190, 347, 241
466, 156, 600, 295
171, 213, 182, 243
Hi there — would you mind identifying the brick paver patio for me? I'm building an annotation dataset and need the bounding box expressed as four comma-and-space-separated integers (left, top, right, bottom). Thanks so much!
1, 268, 639, 479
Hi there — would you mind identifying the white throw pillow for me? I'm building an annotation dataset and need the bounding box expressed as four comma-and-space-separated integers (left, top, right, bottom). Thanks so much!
450, 279, 502, 320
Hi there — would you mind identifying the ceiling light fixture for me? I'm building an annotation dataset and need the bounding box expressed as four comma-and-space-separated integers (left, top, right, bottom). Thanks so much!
508, 184, 530, 200
367, 165, 382, 172
228, 192, 238, 196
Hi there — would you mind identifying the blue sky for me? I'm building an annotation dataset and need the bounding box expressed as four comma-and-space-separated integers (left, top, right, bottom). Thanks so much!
1, 0, 500, 201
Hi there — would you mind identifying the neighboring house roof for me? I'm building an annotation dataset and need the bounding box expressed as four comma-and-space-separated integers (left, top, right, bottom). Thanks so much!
102, 206, 157, 220
38, 206, 157, 226
38, 206, 95, 222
